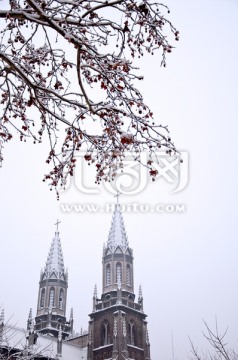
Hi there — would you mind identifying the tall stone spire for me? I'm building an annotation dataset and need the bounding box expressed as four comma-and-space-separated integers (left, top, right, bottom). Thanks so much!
102, 202, 134, 295
107, 204, 128, 252
88, 201, 151, 360
45, 230, 64, 277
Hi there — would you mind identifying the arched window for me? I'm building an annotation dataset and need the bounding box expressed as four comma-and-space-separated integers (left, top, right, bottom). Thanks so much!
116, 263, 122, 284
128, 322, 136, 346
102, 321, 110, 346
40, 288, 45, 308
126, 264, 131, 286
106, 264, 111, 286
59, 289, 64, 309
49, 287, 55, 307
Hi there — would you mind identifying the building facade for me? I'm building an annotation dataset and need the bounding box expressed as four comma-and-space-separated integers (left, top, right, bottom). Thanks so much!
0, 204, 151, 360
88, 204, 151, 360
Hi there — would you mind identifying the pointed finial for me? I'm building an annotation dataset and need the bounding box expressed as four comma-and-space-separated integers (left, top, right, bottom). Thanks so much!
138, 284, 143, 299
55, 219, 61, 233
28, 308, 32, 320
70, 308, 73, 321
93, 284, 97, 298
0, 308, 4, 324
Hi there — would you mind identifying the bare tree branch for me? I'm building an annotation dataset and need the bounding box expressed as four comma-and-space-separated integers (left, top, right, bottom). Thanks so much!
0, 0, 180, 198
189, 321, 238, 360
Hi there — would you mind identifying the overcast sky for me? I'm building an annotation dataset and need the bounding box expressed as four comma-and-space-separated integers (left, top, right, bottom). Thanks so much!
0, 0, 238, 359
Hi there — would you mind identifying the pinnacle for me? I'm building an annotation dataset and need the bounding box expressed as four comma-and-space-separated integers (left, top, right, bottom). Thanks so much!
93, 284, 97, 298
107, 204, 128, 252
0, 308, 4, 324
70, 308, 73, 321
28, 308, 32, 320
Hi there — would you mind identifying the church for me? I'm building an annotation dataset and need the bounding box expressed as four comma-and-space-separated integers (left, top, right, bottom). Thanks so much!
0, 204, 151, 360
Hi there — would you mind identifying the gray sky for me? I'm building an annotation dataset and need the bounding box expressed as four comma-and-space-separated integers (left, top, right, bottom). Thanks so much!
0, 0, 238, 359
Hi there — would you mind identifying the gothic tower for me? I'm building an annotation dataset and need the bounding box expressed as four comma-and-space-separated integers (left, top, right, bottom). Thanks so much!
33, 224, 73, 339
88, 204, 151, 360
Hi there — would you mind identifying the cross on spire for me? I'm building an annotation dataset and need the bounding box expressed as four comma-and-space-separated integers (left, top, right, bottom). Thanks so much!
114, 191, 121, 204
55, 219, 61, 232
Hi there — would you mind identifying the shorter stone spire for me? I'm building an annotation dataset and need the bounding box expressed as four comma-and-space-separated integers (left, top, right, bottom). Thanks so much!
35, 223, 70, 339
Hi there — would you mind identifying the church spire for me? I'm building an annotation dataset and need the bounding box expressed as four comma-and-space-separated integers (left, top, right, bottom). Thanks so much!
34, 222, 72, 339
45, 221, 64, 276
89, 199, 151, 360
107, 204, 128, 252
102, 198, 134, 295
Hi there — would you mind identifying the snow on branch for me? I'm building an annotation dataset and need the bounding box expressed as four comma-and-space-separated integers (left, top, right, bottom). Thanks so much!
0, 0, 180, 198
